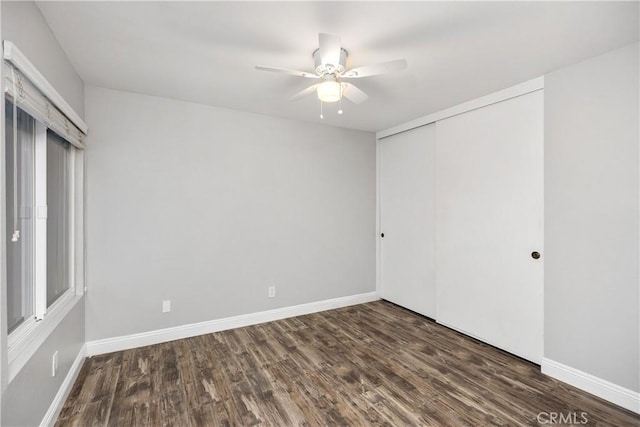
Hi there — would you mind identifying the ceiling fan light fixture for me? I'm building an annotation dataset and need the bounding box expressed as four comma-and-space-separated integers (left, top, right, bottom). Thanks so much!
317, 81, 341, 103
256, 33, 406, 112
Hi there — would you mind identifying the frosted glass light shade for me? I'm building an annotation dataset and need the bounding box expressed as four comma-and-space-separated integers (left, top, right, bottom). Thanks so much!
317, 81, 341, 103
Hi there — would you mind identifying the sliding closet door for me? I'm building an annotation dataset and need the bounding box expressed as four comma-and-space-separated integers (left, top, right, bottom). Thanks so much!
435, 91, 543, 363
379, 124, 436, 318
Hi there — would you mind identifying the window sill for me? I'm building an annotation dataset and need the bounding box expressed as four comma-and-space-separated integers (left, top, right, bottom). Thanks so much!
7, 292, 83, 382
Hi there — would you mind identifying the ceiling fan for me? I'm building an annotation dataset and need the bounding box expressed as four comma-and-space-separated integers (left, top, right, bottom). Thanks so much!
256, 33, 407, 117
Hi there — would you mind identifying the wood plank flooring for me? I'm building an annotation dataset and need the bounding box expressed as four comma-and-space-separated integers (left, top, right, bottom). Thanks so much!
56, 301, 639, 426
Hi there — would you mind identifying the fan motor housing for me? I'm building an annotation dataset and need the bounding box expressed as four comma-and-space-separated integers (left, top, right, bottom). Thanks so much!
313, 48, 348, 76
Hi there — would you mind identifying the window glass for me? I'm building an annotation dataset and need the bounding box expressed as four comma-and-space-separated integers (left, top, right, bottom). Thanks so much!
46, 129, 71, 307
5, 100, 36, 333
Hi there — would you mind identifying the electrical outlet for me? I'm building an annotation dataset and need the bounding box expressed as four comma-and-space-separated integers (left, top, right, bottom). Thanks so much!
162, 300, 171, 313
268, 286, 276, 298
52, 351, 59, 377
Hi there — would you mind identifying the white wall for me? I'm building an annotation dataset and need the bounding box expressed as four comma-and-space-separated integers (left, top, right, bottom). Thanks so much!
1, 1, 86, 425
2, 301, 84, 427
2, 1, 84, 119
544, 42, 639, 392
85, 86, 376, 341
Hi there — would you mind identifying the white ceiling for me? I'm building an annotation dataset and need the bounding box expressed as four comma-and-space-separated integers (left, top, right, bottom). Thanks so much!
37, 1, 638, 133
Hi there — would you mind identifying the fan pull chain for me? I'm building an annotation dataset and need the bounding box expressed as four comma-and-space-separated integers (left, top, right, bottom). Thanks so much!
320, 100, 324, 119
338, 86, 344, 115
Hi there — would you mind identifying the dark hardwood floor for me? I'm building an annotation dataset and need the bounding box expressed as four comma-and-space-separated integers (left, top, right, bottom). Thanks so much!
56, 301, 639, 426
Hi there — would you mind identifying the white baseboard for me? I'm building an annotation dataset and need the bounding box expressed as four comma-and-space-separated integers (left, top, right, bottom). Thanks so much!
86, 292, 379, 357
40, 343, 87, 427
541, 358, 640, 414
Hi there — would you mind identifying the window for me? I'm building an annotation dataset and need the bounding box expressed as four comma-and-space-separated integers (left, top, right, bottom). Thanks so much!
3, 42, 87, 382
5, 99, 79, 360
47, 129, 72, 307
5, 100, 35, 334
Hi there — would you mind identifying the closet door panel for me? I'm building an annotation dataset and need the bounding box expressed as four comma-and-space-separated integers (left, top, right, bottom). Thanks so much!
435, 91, 544, 363
380, 124, 436, 318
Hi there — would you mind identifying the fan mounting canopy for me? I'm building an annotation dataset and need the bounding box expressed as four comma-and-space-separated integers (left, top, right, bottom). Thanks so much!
313, 47, 348, 76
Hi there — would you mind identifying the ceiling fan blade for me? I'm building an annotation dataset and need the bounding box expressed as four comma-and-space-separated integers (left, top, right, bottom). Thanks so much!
342, 83, 368, 104
343, 59, 408, 78
318, 33, 342, 65
255, 65, 318, 79
289, 84, 319, 101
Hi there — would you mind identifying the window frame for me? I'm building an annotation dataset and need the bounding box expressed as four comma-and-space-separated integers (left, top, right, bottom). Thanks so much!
5, 107, 84, 382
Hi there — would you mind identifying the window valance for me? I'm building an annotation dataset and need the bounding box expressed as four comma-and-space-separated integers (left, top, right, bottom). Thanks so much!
3, 41, 87, 149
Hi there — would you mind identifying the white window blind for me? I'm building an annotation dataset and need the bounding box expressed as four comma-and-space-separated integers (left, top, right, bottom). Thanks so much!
3, 41, 87, 149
